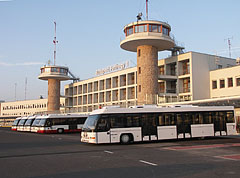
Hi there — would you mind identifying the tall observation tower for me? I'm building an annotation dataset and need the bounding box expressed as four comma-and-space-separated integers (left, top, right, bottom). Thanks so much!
38, 22, 78, 113
120, 1, 175, 105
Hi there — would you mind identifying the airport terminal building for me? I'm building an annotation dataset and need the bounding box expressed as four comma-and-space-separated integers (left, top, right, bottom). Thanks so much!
64, 51, 237, 113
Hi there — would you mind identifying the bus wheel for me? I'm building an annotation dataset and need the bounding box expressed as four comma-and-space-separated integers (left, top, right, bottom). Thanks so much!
120, 134, 131, 144
57, 128, 64, 134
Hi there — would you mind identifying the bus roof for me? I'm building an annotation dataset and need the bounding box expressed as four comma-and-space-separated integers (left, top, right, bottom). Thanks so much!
90, 105, 234, 115
36, 113, 88, 119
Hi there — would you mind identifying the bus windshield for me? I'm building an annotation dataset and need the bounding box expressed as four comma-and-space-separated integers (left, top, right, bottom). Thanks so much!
25, 119, 34, 126
12, 119, 20, 126
32, 119, 41, 126
82, 115, 100, 131
39, 119, 47, 127
18, 119, 27, 126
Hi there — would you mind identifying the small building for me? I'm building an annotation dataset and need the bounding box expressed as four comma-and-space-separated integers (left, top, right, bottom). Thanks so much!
0, 97, 65, 117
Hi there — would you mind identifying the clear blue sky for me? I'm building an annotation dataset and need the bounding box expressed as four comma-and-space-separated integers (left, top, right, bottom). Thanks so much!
0, 0, 240, 102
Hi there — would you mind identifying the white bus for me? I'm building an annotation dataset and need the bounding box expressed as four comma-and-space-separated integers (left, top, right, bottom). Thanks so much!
23, 115, 37, 132
16, 116, 29, 131
11, 117, 22, 131
81, 105, 236, 144
31, 114, 88, 133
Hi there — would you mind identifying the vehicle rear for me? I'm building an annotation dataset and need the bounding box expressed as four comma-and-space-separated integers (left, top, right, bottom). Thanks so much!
11, 117, 21, 131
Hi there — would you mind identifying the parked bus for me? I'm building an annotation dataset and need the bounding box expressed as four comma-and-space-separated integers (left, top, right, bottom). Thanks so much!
31, 116, 42, 133
31, 114, 88, 133
23, 115, 37, 132
11, 117, 22, 131
16, 116, 29, 131
81, 105, 236, 144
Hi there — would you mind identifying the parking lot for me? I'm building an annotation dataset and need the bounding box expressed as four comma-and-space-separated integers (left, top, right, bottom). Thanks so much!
0, 127, 239, 178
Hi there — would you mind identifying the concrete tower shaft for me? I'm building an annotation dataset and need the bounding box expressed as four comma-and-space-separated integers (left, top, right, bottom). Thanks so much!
137, 45, 158, 104
48, 79, 60, 112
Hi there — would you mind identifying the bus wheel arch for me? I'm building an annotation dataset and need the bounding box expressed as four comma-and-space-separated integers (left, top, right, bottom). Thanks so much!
120, 133, 133, 144
57, 128, 64, 134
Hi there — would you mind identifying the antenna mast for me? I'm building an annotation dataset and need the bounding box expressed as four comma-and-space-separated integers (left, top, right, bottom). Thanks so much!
25, 77, 27, 100
53, 21, 58, 65
146, 0, 148, 20
225, 37, 233, 58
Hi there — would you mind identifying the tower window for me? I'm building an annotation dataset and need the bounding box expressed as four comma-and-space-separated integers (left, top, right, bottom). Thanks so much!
138, 49, 141, 57
138, 67, 141, 74
139, 85, 141, 92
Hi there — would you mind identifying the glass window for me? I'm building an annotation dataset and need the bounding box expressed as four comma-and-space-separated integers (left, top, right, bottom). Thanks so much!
127, 27, 133, 36
149, 25, 152, 32
82, 115, 99, 131
110, 115, 124, 128
183, 78, 190, 93
152, 25, 158, 32
236, 78, 240, 86
220, 79, 225, 88
138, 25, 145, 32
162, 27, 169, 35
158, 25, 161, 33
212, 80, 217, 89
96, 116, 110, 132
226, 111, 234, 123
45, 68, 50, 72
228, 78, 233, 87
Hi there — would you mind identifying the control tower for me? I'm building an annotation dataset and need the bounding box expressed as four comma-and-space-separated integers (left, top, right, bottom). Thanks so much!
38, 22, 78, 112
120, 5, 175, 105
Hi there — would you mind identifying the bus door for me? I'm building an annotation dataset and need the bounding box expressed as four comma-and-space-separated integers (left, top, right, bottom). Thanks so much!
176, 113, 191, 139
141, 114, 157, 141
96, 117, 111, 143
68, 118, 78, 131
214, 112, 227, 136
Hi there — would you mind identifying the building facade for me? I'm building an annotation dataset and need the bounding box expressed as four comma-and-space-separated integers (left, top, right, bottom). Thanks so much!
64, 51, 236, 113
0, 98, 65, 117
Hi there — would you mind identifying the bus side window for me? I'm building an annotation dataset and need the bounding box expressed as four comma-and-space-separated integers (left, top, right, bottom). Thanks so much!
110, 115, 124, 128
158, 114, 164, 126
226, 111, 234, 123
97, 117, 110, 132
45, 119, 52, 127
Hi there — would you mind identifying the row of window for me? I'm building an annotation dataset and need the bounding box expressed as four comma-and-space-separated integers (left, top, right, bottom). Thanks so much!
212, 78, 240, 89
125, 24, 170, 36
41, 67, 68, 74
67, 73, 136, 95
2, 104, 47, 110
94, 111, 234, 132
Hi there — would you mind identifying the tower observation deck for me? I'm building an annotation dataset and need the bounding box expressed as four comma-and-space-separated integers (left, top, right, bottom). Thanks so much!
120, 20, 175, 105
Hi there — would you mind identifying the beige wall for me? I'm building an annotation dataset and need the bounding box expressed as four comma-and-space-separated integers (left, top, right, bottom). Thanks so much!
210, 65, 240, 98
1, 98, 65, 116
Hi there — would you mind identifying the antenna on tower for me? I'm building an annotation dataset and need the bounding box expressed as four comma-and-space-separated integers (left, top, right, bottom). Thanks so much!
146, 0, 149, 20
25, 77, 27, 100
14, 83, 17, 101
53, 21, 58, 65
224, 37, 233, 58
